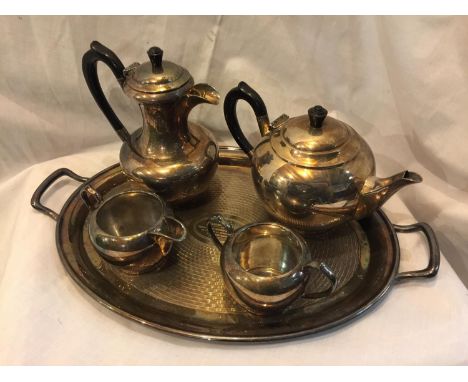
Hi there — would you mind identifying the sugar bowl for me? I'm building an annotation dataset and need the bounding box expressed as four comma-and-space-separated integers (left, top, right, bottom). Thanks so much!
207, 215, 336, 314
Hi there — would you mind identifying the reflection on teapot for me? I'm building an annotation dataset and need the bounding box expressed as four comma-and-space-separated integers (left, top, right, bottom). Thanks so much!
224, 81, 422, 231
82, 42, 220, 203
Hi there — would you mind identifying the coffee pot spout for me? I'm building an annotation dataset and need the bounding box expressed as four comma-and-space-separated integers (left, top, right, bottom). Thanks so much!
356, 170, 423, 219
181, 83, 220, 113
186, 83, 220, 106
175, 83, 219, 134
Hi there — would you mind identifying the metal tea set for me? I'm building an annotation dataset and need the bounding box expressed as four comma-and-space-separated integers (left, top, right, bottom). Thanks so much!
31, 41, 440, 339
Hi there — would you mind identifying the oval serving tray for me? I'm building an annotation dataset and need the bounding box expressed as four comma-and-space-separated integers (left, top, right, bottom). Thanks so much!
31, 147, 439, 342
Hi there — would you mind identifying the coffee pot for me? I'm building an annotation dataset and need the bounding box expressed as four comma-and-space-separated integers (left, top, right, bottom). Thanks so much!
82, 41, 220, 203
224, 82, 422, 231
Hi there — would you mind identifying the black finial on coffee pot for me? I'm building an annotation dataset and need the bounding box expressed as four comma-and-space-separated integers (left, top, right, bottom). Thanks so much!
148, 47, 163, 73
308, 105, 328, 129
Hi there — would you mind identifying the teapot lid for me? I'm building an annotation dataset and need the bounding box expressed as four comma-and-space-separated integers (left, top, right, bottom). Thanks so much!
270, 105, 365, 168
123, 47, 193, 101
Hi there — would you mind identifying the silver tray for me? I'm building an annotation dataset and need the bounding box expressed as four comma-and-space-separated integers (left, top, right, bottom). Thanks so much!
31, 147, 440, 342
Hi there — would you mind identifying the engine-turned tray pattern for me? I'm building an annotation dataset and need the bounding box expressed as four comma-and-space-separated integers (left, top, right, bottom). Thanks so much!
32, 148, 439, 342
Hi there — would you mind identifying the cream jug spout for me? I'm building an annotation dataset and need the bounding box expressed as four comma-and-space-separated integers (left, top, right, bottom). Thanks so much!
356, 170, 423, 219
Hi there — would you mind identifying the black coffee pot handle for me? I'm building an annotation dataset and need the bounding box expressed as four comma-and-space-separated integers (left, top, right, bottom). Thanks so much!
223, 82, 270, 158
82, 41, 131, 144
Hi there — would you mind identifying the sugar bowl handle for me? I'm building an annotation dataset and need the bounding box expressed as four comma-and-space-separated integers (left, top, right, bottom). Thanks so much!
302, 261, 337, 299
207, 214, 235, 250
224, 82, 270, 157
82, 41, 131, 144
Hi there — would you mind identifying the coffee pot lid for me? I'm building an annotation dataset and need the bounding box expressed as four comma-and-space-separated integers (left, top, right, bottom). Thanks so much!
270, 105, 365, 167
123, 47, 193, 100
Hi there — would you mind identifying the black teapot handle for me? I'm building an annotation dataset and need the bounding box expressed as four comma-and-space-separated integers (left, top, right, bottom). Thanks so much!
223, 82, 270, 158
82, 41, 131, 144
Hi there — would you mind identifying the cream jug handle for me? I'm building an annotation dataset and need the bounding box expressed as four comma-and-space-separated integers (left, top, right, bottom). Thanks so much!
224, 82, 270, 158
80, 186, 103, 210
82, 41, 131, 144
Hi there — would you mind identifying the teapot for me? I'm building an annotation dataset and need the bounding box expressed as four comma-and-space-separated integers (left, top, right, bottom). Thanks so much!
224, 82, 422, 231
82, 41, 220, 203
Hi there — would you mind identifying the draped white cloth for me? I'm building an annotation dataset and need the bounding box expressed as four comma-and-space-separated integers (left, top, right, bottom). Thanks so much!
0, 16, 467, 364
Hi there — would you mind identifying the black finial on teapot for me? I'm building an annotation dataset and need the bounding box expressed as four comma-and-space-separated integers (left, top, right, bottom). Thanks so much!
308, 105, 328, 129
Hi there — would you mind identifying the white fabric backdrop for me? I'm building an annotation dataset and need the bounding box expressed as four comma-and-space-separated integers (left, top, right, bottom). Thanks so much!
1, 16, 468, 365
1, 15, 467, 285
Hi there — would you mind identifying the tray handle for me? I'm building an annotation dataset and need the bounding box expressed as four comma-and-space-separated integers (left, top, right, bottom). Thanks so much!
394, 222, 440, 282
31, 168, 89, 221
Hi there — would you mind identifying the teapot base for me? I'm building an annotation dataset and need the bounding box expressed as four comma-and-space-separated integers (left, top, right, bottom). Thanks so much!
265, 210, 348, 232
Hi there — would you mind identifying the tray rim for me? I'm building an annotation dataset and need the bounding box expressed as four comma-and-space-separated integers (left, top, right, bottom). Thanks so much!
36, 147, 435, 342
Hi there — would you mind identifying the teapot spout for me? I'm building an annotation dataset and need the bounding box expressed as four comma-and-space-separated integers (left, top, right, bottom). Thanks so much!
356, 171, 423, 219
